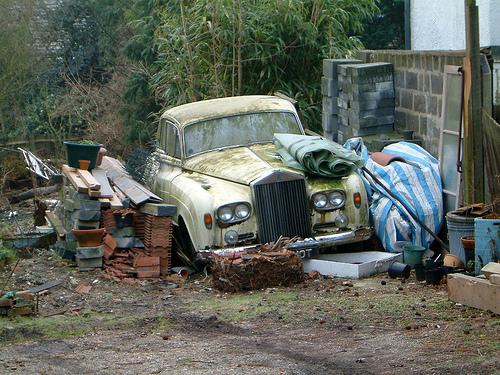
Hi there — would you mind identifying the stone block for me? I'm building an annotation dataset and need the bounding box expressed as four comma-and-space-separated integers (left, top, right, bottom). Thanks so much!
73, 199, 102, 211
322, 96, 338, 114
140, 203, 177, 217
76, 210, 101, 222
348, 90, 395, 102
111, 227, 136, 238
76, 256, 103, 269
321, 76, 338, 97
348, 107, 394, 122
349, 73, 394, 85
73, 220, 100, 230
348, 114, 395, 128
64, 198, 75, 212
349, 124, 394, 137
349, 98, 395, 111
347, 81, 394, 94
323, 59, 362, 78
322, 113, 339, 133
76, 245, 105, 259
346, 62, 393, 77
337, 97, 349, 110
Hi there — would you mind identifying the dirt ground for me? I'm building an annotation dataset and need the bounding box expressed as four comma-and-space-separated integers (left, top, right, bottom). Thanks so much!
0, 194, 500, 375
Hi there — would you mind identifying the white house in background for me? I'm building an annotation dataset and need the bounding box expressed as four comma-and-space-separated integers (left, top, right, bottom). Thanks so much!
411, 0, 500, 50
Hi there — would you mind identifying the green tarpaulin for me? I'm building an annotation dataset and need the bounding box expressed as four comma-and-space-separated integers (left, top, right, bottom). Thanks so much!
274, 134, 365, 178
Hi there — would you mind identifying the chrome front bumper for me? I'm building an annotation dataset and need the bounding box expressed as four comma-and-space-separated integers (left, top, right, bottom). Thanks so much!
205, 227, 373, 259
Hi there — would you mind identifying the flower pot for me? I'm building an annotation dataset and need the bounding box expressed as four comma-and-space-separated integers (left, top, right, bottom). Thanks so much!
443, 253, 465, 268
424, 267, 444, 285
97, 147, 107, 166
78, 159, 91, 170
72, 228, 105, 247
460, 235, 475, 249
64, 141, 103, 169
388, 261, 411, 279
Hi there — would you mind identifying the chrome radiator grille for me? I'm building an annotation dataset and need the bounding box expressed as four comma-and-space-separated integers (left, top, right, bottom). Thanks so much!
253, 172, 312, 244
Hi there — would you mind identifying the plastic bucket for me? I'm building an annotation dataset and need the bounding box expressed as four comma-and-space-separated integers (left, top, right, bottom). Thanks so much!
64, 142, 103, 169
403, 245, 426, 268
424, 268, 444, 285
446, 212, 475, 264
414, 263, 425, 281
388, 261, 411, 279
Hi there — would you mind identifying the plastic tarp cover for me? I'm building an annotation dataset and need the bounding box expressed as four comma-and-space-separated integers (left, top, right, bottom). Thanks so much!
345, 138, 443, 253
273, 133, 365, 178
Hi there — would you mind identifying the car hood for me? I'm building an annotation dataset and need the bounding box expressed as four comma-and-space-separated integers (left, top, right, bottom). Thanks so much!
182, 143, 303, 185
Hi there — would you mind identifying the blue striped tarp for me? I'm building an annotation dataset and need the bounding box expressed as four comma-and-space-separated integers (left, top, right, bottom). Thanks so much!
345, 138, 443, 253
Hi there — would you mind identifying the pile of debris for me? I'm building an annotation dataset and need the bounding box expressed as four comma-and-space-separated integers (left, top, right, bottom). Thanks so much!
210, 238, 303, 293
45, 155, 176, 279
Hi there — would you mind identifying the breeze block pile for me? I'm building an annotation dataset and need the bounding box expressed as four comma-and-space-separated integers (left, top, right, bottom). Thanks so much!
322, 59, 395, 143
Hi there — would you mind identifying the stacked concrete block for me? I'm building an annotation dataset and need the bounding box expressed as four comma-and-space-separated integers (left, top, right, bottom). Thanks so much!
322, 59, 363, 142
337, 63, 395, 143
76, 245, 104, 270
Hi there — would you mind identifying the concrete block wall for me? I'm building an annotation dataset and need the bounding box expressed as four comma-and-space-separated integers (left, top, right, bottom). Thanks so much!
355, 50, 465, 158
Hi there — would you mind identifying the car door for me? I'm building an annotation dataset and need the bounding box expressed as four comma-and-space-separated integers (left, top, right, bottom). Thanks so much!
155, 119, 183, 205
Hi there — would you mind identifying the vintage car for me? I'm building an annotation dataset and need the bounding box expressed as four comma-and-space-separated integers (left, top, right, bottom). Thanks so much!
151, 95, 372, 266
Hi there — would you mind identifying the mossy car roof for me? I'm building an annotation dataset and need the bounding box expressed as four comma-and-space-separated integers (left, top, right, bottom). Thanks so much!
160, 95, 298, 128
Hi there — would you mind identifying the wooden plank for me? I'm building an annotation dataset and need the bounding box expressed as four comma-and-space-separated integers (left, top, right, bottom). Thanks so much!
62, 164, 87, 193
76, 169, 101, 191
109, 193, 124, 210
45, 211, 67, 237
91, 167, 114, 198
447, 273, 500, 314
29, 280, 62, 294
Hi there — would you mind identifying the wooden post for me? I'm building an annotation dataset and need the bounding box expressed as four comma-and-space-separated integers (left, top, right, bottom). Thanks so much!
463, 0, 484, 204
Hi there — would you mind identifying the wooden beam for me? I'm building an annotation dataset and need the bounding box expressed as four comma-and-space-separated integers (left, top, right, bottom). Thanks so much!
464, 1, 484, 204
448, 273, 500, 314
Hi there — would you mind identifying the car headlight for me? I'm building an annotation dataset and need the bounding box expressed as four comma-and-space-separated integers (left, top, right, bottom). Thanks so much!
313, 193, 328, 209
312, 190, 345, 211
218, 206, 233, 222
234, 203, 250, 219
217, 202, 251, 226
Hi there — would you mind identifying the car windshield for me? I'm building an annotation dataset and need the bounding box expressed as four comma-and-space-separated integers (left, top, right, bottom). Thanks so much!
183, 111, 302, 156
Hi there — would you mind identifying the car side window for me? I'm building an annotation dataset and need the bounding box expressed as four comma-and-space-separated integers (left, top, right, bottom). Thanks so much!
163, 122, 181, 158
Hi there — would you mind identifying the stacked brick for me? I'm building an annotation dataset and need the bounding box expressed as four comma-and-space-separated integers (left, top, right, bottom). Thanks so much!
143, 215, 173, 276
322, 60, 395, 144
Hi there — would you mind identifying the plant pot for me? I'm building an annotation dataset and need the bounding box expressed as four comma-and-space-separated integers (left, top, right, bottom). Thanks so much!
414, 263, 425, 281
443, 253, 465, 268
460, 235, 475, 249
425, 259, 444, 269
64, 141, 103, 169
78, 159, 91, 170
97, 148, 107, 167
72, 228, 105, 247
388, 261, 411, 279
424, 267, 444, 285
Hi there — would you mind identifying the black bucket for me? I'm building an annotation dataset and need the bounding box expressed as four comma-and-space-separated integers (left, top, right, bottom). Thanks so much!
388, 261, 411, 279
424, 268, 444, 285
414, 263, 425, 281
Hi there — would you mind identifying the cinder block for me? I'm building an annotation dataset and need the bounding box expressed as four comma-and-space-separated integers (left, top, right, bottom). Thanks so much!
111, 227, 136, 238
323, 59, 362, 78
346, 62, 393, 77
64, 198, 75, 212
350, 124, 394, 136
140, 203, 177, 217
73, 220, 100, 230
349, 115, 395, 128
322, 96, 339, 114
76, 210, 101, 222
350, 98, 395, 111
322, 113, 339, 133
73, 199, 102, 211
76, 245, 105, 259
348, 90, 395, 102
76, 256, 103, 269
321, 76, 338, 97
337, 97, 349, 110
348, 107, 394, 122
349, 73, 393, 85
